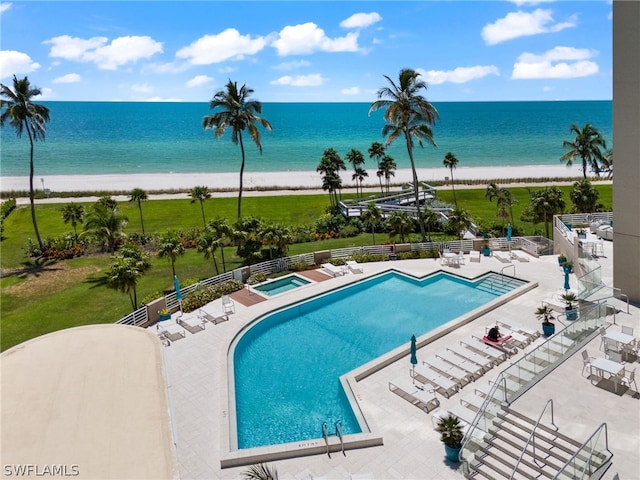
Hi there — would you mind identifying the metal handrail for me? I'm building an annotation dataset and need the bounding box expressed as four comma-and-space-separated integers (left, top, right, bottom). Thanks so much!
322, 422, 330, 458
335, 420, 345, 456
553, 423, 611, 480
509, 399, 557, 479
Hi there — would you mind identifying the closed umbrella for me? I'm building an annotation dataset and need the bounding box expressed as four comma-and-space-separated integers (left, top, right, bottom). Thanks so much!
564, 270, 571, 291
410, 334, 418, 384
507, 224, 512, 255
174, 275, 183, 314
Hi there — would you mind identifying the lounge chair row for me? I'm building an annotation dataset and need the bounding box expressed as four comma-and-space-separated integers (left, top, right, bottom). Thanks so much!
321, 260, 364, 277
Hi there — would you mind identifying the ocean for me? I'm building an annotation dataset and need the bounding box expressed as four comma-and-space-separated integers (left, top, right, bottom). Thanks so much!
0, 101, 612, 177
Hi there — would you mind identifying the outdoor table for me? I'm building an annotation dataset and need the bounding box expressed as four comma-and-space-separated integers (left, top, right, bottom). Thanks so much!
443, 252, 459, 266
590, 357, 625, 392
604, 331, 636, 360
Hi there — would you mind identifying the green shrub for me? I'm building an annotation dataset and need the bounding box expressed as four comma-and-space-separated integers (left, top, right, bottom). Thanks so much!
247, 272, 267, 285
292, 262, 310, 271
339, 224, 360, 238
1, 198, 16, 219
351, 253, 388, 263
181, 280, 244, 312
329, 257, 346, 266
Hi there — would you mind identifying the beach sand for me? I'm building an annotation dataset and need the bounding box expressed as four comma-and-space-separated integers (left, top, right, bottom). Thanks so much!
1, 164, 592, 195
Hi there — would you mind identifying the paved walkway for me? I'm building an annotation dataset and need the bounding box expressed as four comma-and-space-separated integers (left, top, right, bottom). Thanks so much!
161, 238, 639, 480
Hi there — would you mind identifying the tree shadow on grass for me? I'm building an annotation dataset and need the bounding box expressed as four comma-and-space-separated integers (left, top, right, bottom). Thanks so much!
85, 272, 109, 289
2, 258, 63, 279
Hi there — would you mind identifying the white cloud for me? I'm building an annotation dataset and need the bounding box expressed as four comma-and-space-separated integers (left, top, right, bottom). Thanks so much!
0, 3, 12, 15
340, 12, 382, 29
482, 9, 577, 45
0, 50, 40, 79
131, 83, 153, 93
417, 65, 500, 85
186, 75, 213, 88
340, 86, 360, 95
272, 23, 360, 56
512, 46, 599, 79
176, 29, 267, 65
44, 35, 163, 70
144, 96, 183, 102
273, 60, 311, 71
52, 73, 81, 83
270, 74, 325, 87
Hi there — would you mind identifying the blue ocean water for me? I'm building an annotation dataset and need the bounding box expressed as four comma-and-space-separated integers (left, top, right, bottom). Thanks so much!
0, 101, 612, 177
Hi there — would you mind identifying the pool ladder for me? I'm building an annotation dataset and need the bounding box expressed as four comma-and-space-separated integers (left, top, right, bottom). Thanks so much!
321, 420, 346, 458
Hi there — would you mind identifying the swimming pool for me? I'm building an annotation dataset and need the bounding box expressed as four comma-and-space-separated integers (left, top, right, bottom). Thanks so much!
232, 270, 523, 450
252, 274, 311, 296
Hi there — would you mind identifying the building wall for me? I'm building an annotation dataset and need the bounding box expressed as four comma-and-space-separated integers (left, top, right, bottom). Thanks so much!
613, 1, 640, 303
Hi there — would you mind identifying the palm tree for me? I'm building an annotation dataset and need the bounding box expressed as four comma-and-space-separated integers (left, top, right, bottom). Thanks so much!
128, 188, 148, 236
157, 231, 185, 278
83, 202, 128, 252
207, 217, 232, 272
60, 203, 85, 236
379, 155, 397, 193
570, 179, 602, 213
446, 208, 473, 240
346, 148, 366, 196
189, 185, 211, 228
485, 182, 517, 227
260, 222, 291, 259
242, 463, 278, 480
421, 208, 440, 242
560, 123, 607, 178
368, 141, 386, 192
197, 229, 222, 275
370, 68, 439, 241
386, 210, 415, 243
316, 148, 345, 207
521, 187, 566, 238
602, 149, 613, 179
203, 80, 272, 218
1, 76, 51, 249
360, 202, 382, 244
443, 152, 459, 208
106, 243, 151, 310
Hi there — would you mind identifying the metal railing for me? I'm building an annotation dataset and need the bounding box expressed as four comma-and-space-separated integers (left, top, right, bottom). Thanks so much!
510, 399, 557, 479
553, 423, 612, 479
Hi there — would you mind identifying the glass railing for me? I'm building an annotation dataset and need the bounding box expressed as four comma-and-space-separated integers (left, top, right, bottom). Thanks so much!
552, 423, 612, 479
578, 263, 603, 299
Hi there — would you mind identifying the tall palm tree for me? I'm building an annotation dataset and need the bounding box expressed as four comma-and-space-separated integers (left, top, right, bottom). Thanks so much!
83, 202, 128, 252
60, 203, 85, 236
386, 210, 415, 243
369, 68, 439, 241
446, 208, 473, 240
570, 179, 601, 213
128, 188, 148, 236
346, 148, 366, 196
421, 208, 440, 242
189, 185, 211, 228
207, 217, 232, 272
203, 80, 272, 218
196, 229, 222, 275
443, 152, 459, 208
560, 123, 607, 178
352, 166, 369, 197
259, 222, 291, 259
360, 202, 382, 245
379, 154, 397, 193
368, 141, 386, 192
157, 231, 185, 278
485, 183, 518, 228
522, 187, 566, 238
1, 76, 51, 248
316, 148, 345, 207
106, 244, 151, 310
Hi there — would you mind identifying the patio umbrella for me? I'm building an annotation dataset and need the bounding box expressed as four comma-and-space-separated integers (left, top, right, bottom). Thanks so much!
564, 270, 571, 291
507, 224, 512, 255
410, 334, 418, 384
174, 275, 183, 314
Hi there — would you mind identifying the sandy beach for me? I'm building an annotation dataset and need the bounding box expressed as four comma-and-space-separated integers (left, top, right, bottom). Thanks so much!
0, 164, 592, 195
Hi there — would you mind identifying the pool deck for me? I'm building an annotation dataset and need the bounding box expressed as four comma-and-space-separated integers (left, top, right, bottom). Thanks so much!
163, 240, 639, 480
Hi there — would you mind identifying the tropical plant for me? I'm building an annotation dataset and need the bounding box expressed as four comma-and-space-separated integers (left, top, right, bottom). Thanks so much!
260, 222, 291, 259
60, 203, 85, 236
561, 292, 578, 311
485, 183, 517, 230
560, 123, 607, 178
105, 243, 151, 310
352, 166, 369, 197
379, 154, 397, 193
0, 75, 51, 249
368, 141, 386, 192
128, 188, 148, 236
316, 148, 346, 207
443, 152, 459, 207
521, 187, 566, 239
157, 230, 185, 278
97, 195, 118, 210
196, 229, 222, 275
437, 415, 464, 449
241, 463, 278, 480
346, 148, 366, 196
386, 210, 415, 243
189, 185, 211, 228
202, 80, 272, 218
421, 207, 440, 242
360, 202, 382, 245
601, 149, 613, 179
369, 68, 439, 241
82, 201, 128, 252
446, 207, 473, 240
207, 217, 232, 272
535, 305, 556, 326
233, 216, 265, 262
570, 179, 602, 213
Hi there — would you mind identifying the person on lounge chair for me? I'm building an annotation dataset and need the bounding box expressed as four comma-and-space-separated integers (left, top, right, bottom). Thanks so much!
487, 325, 502, 342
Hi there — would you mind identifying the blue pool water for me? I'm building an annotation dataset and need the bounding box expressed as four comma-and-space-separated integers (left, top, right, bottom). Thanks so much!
233, 271, 508, 449
253, 275, 311, 296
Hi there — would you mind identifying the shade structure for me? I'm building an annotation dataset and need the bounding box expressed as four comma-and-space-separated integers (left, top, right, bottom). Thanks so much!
564, 270, 571, 291
410, 334, 418, 384
174, 275, 182, 301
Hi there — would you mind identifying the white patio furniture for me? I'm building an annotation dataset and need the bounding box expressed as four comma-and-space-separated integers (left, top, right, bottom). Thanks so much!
321, 263, 345, 277
346, 260, 363, 274
469, 251, 481, 263
590, 357, 625, 393
221, 295, 235, 314
198, 307, 229, 324
581, 350, 595, 377
620, 368, 638, 393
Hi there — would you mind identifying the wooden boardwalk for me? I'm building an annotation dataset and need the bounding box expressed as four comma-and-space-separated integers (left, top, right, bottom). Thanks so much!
297, 269, 332, 282
229, 287, 266, 307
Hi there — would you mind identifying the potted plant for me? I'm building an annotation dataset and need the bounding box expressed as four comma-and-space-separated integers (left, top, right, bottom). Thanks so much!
482, 238, 491, 257
536, 305, 556, 336
558, 254, 567, 266
158, 308, 172, 322
437, 415, 464, 462
576, 228, 587, 239
561, 292, 578, 320
562, 261, 574, 274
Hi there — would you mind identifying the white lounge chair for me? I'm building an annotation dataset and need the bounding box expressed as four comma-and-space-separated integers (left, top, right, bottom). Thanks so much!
423, 357, 473, 386
469, 250, 481, 263
447, 344, 496, 371
436, 350, 485, 380
493, 252, 510, 263
321, 263, 345, 277
221, 295, 235, 314
411, 365, 461, 399
510, 250, 530, 262
346, 260, 363, 274
198, 307, 229, 324
463, 337, 510, 362
178, 315, 205, 332
388, 379, 440, 413
156, 320, 186, 341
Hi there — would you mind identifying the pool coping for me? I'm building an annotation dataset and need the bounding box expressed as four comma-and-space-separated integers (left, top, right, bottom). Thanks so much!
250, 272, 314, 299
221, 268, 538, 468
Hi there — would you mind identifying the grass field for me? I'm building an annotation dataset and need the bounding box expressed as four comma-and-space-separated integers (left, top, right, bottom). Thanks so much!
0, 184, 612, 351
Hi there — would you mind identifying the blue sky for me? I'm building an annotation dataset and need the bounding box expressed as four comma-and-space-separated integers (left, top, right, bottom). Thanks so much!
0, 1, 612, 102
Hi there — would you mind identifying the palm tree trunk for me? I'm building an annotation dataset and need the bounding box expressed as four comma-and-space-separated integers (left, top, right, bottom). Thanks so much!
26, 124, 43, 249
213, 257, 219, 276
404, 132, 427, 241
581, 157, 588, 179
238, 133, 246, 218
138, 202, 146, 236
450, 168, 457, 207
200, 202, 206, 228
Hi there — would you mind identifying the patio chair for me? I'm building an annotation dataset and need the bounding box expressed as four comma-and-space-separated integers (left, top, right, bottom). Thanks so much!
346, 260, 363, 274
388, 379, 440, 413
177, 315, 206, 333
621, 325, 634, 336
598, 326, 608, 350
469, 250, 481, 263
198, 307, 229, 325
321, 263, 345, 277
621, 368, 638, 393
411, 365, 461, 399
607, 350, 624, 364
581, 350, 595, 377
156, 320, 186, 341
221, 295, 235, 314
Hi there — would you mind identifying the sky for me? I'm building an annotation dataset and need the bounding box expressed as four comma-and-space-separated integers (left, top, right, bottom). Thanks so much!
0, 1, 612, 102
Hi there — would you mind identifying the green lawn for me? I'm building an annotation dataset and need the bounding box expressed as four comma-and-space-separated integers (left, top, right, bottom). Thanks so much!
1, 184, 612, 351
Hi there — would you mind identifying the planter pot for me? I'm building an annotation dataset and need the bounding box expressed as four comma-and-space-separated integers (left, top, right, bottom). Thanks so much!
563, 265, 574, 274
558, 258, 567, 266
566, 309, 578, 321
577, 233, 587, 239
542, 323, 555, 337
159, 313, 172, 322
444, 445, 461, 462
482, 247, 491, 257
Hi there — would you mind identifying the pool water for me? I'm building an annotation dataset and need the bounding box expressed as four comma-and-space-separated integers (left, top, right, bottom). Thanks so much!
252, 275, 311, 296
233, 271, 514, 449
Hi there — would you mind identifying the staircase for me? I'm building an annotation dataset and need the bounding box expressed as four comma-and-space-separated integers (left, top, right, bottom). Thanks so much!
475, 274, 528, 297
